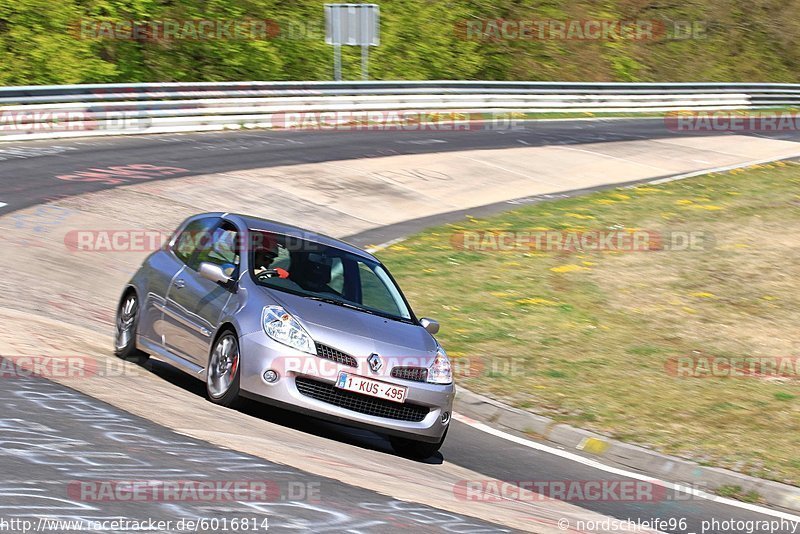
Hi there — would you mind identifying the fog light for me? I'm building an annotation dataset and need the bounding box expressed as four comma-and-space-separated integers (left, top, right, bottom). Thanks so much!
441, 411, 450, 425
263, 370, 279, 383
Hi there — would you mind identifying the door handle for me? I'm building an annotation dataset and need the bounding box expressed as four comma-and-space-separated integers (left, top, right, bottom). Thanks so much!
174, 279, 186, 289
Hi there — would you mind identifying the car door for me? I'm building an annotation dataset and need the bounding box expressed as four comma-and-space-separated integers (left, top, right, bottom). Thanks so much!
162, 219, 240, 365
137, 248, 186, 345
139, 216, 219, 346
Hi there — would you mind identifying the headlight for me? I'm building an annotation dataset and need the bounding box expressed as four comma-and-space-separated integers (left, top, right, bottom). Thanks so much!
262, 306, 315, 354
427, 345, 453, 385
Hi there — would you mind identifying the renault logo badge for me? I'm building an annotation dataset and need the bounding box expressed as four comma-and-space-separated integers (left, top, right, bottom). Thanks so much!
367, 353, 382, 373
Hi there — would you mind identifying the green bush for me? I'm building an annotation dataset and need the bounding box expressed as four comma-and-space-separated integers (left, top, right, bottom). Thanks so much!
0, 0, 797, 84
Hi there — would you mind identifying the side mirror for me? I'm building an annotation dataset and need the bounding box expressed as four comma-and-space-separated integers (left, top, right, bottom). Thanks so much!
419, 317, 440, 335
199, 262, 232, 285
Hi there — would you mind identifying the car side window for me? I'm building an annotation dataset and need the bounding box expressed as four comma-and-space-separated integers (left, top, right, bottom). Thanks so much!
173, 217, 220, 266
329, 257, 345, 294
191, 221, 239, 276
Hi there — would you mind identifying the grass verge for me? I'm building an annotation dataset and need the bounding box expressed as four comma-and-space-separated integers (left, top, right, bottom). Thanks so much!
376, 160, 800, 485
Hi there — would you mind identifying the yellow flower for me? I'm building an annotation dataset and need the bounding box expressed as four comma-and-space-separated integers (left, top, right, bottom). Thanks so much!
582, 261, 596, 266
610, 194, 630, 200
676, 199, 694, 205
516, 298, 559, 306
550, 264, 586, 273
389, 244, 409, 251
691, 205, 723, 211
690, 292, 716, 298
565, 213, 595, 220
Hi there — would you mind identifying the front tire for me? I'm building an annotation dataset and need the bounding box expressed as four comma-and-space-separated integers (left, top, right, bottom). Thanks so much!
206, 330, 242, 408
114, 292, 149, 365
390, 427, 448, 460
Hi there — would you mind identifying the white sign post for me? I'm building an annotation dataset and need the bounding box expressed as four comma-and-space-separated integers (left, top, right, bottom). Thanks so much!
325, 4, 380, 81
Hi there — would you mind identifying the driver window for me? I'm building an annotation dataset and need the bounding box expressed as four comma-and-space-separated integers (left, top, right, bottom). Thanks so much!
191, 221, 239, 276
173, 217, 219, 266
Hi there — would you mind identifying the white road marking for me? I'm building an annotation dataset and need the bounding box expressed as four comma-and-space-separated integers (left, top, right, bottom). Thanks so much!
365, 238, 406, 254
398, 139, 447, 145
454, 154, 563, 187
0, 202, 7, 209
646, 154, 800, 185
552, 144, 670, 173
453, 413, 800, 522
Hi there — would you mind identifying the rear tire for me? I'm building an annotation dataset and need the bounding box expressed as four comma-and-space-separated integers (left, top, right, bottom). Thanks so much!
390, 427, 448, 460
206, 330, 242, 408
113, 292, 149, 365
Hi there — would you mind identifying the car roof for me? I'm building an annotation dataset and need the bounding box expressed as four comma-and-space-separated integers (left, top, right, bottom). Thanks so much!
222, 212, 379, 262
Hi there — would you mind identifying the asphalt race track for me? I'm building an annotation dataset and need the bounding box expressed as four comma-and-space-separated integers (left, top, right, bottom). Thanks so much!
1, 120, 799, 533
4, 117, 800, 214
0, 357, 510, 533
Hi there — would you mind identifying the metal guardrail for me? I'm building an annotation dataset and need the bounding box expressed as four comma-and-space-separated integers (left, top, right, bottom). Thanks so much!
1, 81, 798, 141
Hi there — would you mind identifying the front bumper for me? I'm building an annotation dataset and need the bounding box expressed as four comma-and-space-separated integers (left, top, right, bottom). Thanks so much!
238, 332, 454, 443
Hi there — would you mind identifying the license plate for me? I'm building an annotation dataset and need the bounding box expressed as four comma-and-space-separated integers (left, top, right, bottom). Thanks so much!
335, 372, 408, 403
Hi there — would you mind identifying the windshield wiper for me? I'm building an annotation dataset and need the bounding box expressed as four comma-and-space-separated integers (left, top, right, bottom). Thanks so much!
306, 295, 373, 312
305, 295, 407, 321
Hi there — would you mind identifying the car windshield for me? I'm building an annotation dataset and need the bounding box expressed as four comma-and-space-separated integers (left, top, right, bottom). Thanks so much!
249, 230, 413, 322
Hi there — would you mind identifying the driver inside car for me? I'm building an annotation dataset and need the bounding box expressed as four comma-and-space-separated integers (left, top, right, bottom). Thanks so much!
253, 239, 289, 279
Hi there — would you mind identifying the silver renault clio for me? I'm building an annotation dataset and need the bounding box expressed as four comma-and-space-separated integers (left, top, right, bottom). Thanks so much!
114, 212, 453, 458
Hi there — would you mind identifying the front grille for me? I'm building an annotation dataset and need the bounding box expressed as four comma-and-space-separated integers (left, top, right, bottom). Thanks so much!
391, 366, 428, 383
315, 343, 357, 367
295, 377, 429, 422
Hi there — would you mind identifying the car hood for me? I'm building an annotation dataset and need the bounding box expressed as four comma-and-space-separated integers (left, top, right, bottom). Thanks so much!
263, 288, 437, 361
